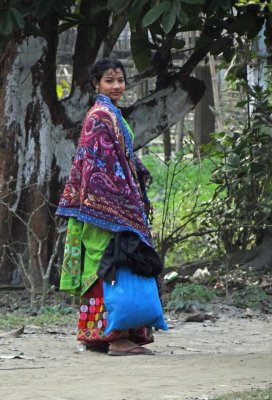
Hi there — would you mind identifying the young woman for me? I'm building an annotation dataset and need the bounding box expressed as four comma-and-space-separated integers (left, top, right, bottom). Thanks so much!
56, 58, 157, 356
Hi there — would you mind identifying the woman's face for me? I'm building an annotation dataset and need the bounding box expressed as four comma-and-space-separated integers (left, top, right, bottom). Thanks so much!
96, 68, 126, 104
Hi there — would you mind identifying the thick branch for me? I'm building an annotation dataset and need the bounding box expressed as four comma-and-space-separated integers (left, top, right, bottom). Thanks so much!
72, 0, 110, 91
103, 13, 128, 57
38, 13, 60, 115
126, 77, 205, 150
178, 44, 211, 81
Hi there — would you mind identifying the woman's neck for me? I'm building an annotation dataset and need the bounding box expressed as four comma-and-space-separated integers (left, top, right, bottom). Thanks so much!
96, 93, 118, 107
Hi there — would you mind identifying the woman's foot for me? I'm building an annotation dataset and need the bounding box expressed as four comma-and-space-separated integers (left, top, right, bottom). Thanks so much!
108, 339, 154, 356
84, 341, 109, 353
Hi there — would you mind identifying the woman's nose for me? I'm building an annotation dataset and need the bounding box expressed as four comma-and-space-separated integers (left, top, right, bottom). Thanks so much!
113, 80, 120, 88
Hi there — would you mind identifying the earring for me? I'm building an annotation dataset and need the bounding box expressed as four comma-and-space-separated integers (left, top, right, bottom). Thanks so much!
95, 87, 99, 93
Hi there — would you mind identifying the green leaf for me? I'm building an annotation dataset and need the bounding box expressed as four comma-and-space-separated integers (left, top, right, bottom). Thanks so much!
251, 162, 265, 173
10, 7, 24, 29
259, 126, 272, 137
60, 79, 71, 90
142, 1, 171, 28
33, 0, 56, 19
177, 7, 189, 25
236, 100, 248, 108
173, 0, 181, 14
131, 29, 152, 72
128, 0, 149, 31
107, 0, 131, 13
181, 0, 205, 4
162, 8, 176, 34
227, 153, 240, 167
56, 84, 63, 100
0, 10, 13, 36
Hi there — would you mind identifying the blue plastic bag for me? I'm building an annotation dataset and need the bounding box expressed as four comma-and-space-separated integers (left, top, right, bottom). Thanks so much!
103, 266, 168, 335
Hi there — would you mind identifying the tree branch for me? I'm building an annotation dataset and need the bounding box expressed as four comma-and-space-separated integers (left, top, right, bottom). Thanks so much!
72, 0, 110, 91
103, 13, 128, 57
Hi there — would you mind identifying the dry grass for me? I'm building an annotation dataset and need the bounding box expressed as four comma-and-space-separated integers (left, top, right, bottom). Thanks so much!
215, 387, 272, 400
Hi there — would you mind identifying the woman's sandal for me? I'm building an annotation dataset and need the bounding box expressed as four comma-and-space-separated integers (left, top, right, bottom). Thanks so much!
108, 338, 154, 356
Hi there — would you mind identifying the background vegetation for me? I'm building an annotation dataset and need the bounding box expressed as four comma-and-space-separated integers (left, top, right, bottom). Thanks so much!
0, 0, 271, 312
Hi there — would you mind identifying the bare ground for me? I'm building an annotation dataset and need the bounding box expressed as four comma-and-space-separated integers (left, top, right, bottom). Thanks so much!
0, 307, 272, 400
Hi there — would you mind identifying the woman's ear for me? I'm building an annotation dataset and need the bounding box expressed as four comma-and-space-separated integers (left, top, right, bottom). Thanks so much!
92, 81, 99, 93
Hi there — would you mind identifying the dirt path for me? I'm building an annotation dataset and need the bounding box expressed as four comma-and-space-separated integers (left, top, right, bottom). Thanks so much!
0, 312, 272, 400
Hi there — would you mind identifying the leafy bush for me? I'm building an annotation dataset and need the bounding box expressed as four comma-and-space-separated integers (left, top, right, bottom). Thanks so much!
167, 283, 217, 312
203, 72, 272, 254
142, 145, 218, 265
142, 63, 272, 266
231, 285, 272, 309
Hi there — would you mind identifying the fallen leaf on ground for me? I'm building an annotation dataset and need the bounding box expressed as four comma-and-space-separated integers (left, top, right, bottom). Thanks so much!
0, 353, 34, 360
184, 313, 216, 322
0, 326, 24, 338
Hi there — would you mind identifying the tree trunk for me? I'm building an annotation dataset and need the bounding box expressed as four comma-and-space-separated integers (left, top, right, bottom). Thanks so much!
0, 19, 68, 286
72, 0, 110, 90
194, 64, 215, 146
0, 38, 20, 284
209, 54, 223, 131
163, 129, 171, 162
175, 118, 185, 153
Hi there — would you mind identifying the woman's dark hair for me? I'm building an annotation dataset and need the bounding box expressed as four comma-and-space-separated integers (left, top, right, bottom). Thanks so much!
90, 57, 127, 88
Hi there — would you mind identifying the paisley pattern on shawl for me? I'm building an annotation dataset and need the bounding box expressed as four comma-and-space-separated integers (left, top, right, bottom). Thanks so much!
56, 94, 153, 246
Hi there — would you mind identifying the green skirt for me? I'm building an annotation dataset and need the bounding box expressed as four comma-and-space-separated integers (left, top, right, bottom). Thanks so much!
60, 217, 113, 296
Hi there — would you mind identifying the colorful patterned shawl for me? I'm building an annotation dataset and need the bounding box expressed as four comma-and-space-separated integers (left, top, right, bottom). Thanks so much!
56, 94, 153, 246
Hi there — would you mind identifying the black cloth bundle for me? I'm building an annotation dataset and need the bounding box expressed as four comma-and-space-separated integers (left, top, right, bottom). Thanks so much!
98, 231, 163, 283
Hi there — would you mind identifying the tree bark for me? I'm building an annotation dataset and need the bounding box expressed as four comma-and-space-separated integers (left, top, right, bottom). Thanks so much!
0, 37, 20, 284
0, 15, 65, 285
209, 54, 223, 131
175, 118, 185, 153
127, 77, 203, 150
163, 129, 171, 162
194, 64, 215, 146
72, 0, 110, 91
